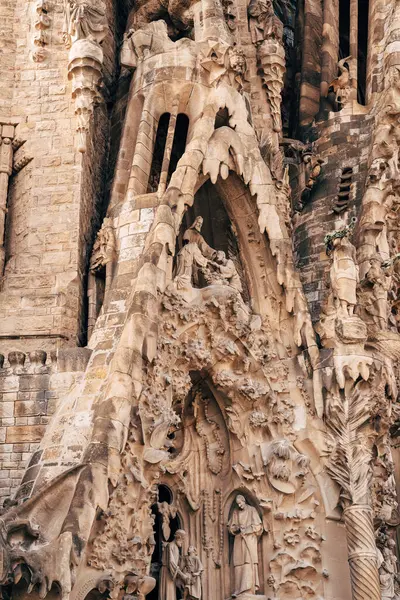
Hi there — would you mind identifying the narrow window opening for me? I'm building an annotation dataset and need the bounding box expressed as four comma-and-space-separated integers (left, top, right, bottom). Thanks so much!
147, 113, 170, 193
167, 113, 189, 184
333, 166, 353, 213
357, 0, 369, 105
87, 265, 106, 340
214, 107, 230, 129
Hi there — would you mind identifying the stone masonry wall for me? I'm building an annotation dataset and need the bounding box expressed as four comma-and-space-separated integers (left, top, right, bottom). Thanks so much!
0, 0, 120, 355
293, 107, 375, 322
0, 348, 91, 502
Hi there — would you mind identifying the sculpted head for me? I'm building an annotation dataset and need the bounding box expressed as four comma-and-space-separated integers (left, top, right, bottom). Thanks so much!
229, 48, 246, 74
368, 158, 388, 184
188, 545, 197, 555
216, 250, 226, 264
174, 529, 187, 547
191, 216, 203, 232
236, 494, 247, 510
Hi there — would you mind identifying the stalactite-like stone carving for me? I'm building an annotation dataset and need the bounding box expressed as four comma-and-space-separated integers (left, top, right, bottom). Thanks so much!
63, 0, 108, 152
249, 0, 286, 132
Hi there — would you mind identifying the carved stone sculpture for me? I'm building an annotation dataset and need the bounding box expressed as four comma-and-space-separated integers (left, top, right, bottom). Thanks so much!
182, 546, 204, 600
62, 0, 108, 47
228, 495, 263, 597
213, 250, 243, 292
4, 2, 400, 600
160, 530, 190, 600
329, 233, 359, 317
174, 242, 209, 291
157, 501, 178, 541
329, 56, 353, 109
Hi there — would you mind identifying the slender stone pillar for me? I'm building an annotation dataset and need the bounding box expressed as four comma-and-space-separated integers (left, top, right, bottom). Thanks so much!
349, 0, 359, 97
343, 505, 381, 600
0, 125, 14, 275
320, 0, 339, 97
158, 98, 179, 195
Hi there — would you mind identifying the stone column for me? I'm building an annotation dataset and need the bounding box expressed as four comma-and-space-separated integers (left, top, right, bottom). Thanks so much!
343, 505, 381, 600
0, 125, 14, 275
349, 0, 358, 97
194, 0, 232, 42
320, 0, 339, 97
158, 98, 179, 195
68, 39, 104, 153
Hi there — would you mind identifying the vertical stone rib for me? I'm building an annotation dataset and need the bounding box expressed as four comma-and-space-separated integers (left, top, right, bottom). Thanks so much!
320, 0, 339, 97
349, 0, 358, 92
344, 505, 381, 600
158, 98, 179, 195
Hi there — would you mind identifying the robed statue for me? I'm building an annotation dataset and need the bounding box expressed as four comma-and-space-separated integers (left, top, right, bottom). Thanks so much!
159, 529, 190, 600
228, 495, 263, 598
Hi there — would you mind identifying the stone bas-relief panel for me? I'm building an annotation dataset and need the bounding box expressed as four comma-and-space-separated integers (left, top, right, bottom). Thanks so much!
1, 0, 400, 597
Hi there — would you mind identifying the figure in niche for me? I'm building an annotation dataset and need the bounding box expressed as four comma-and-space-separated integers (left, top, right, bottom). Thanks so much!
204, 250, 243, 293
248, 0, 276, 45
182, 545, 204, 600
228, 495, 263, 598
377, 539, 398, 600
174, 217, 216, 292
326, 232, 359, 318
157, 501, 178, 541
90, 217, 115, 273
175, 241, 210, 290
359, 253, 392, 329
183, 217, 217, 260
173, 216, 249, 311
159, 529, 190, 600
62, 0, 108, 47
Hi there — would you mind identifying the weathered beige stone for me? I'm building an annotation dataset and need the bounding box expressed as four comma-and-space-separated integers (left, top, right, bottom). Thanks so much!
1, 0, 400, 599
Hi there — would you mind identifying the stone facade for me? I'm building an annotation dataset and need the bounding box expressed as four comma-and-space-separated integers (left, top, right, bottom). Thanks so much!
0, 0, 400, 600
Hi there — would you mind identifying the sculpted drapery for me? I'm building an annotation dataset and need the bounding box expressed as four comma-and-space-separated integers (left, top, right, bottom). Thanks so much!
228, 495, 263, 597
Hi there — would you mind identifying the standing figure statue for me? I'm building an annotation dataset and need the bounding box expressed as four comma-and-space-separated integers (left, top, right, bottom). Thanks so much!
228, 495, 263, 598
174, 217, 217, 291
182, 545, 204, 600
377, 540, 398, 600
183, 216, 217, 261
328, 234, 359, 317
174, 242, 209, 290
159, 530, 190, 600
62, 0, 108, 47
248, 0, 275, 45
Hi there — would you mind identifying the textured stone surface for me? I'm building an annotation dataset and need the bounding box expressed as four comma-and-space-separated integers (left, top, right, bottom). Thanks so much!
0, 1, 399, 600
